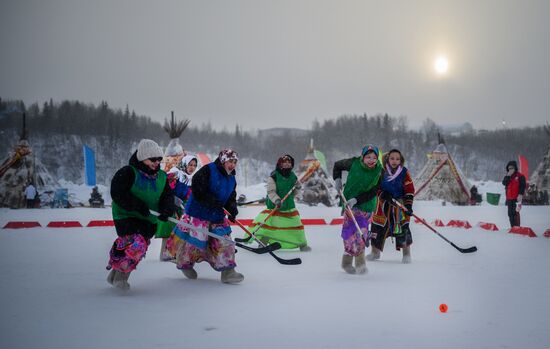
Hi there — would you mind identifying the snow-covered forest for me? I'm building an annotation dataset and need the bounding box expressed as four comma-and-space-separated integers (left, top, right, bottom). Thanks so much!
1, 99, 548, 186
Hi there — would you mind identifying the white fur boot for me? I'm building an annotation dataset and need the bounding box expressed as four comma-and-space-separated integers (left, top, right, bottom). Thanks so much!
341, 254, 356, 274
113, 271, 131, 291
402, 246, 412, 264
299, 245, 312, 252
221, 268, 244, 284
182, 268, 198, 279
366, 246, 381, 261
354, 252, 368, 274
106, 269, 116, 285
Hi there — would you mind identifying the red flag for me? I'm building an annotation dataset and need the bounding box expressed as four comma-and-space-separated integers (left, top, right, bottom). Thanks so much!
518, 155, 529, 182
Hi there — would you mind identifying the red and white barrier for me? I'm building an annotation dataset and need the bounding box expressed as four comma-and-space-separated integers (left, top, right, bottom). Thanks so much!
508, 226, 537, 238
3, 221, 42, 229
432, 219, 445, 227
477, 222, 499, 231
47, 221, 83, 228
1, 217, 546, 240
87, 220, 115, 227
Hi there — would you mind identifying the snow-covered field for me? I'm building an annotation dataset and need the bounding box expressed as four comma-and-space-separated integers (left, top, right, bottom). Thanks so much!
0, 201, 549, 349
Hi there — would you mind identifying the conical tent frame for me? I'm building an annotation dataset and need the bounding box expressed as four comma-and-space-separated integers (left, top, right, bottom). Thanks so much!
415, 157, 470, 198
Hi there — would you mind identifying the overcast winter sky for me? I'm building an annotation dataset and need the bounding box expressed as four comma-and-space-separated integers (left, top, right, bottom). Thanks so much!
1, 0, 549, 131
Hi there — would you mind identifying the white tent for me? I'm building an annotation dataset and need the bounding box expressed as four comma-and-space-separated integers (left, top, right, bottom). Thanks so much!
414, 141, 471, 205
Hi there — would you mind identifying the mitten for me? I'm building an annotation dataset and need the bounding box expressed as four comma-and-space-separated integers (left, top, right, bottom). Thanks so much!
347, 198, 357, 208
380, 191, 393, 202
158, 214, 169, 222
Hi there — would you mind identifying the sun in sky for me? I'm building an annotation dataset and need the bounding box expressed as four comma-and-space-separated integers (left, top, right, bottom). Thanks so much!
434, 55, 449, 76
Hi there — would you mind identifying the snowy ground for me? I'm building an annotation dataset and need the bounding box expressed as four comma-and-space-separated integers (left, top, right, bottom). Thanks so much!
1, 202, 549, 349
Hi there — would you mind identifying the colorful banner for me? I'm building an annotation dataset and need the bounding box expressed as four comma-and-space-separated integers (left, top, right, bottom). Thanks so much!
518, 155, 529, 182
83, 145, 96, 186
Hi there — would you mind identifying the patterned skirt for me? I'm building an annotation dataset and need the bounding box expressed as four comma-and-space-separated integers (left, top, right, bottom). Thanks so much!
107, 234, 149, 273
171, 214, 236, 271
341, 209, 372, 256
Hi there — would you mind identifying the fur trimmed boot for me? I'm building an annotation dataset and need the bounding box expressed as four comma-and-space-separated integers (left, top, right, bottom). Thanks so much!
341, 254, 356, 274
106, 269, 116, 285
402, 246, 412, 264
221, 268, 244, 284
113, 271, 131, 291
299, 245, 312, 252
182, 268, 198, 280
366, 246, 381, 261
354, 252, 368, 274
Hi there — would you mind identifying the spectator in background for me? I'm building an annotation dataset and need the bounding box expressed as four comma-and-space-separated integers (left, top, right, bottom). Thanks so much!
469, 185, 482, 205
502, 161, 526, 227
89, 186, 105, 208
24, 182, 36, 208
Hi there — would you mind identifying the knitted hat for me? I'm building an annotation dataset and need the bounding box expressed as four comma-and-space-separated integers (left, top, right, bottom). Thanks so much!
136, 139, 164, 161
218, 149, 238, 163
361, 144, 379, 158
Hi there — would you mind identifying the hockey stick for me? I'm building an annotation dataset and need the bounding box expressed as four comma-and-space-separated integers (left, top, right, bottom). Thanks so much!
225, 208, 302, 265
150, 210, 280, 254
237, 198, 266, 206
235, 161, 320, 243
390, 199, 478, 254
314, 161, 364, 238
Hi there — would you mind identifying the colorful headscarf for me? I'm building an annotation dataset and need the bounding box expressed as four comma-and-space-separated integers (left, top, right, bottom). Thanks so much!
179, 155, 198, 173
218, 149, 238, 163
276, 154, 295, 169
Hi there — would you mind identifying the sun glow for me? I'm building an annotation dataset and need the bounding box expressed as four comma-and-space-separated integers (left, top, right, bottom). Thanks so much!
434, 56, 449, 75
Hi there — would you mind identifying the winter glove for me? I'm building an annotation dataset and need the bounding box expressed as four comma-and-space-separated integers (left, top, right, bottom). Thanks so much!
135, 202, 150, 217
227, 204, 238, 222
404, 204, 413, 216
347, 198, 357, 208
380, 191, 393, 202
334, 178, 343, 192
158, 214, 169, 222
227, 214, 236, 223
274, 199, 282, 208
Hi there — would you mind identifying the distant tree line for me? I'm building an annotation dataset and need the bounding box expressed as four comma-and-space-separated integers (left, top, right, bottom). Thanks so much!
1, 98, 548, 184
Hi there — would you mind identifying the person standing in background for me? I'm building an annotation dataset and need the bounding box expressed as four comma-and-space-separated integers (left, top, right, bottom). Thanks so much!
24, 182, 36, 208
502, 160, 526, 227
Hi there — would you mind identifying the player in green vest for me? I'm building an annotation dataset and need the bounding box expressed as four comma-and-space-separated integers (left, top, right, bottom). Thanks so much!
251, 154, 311, 251
333, 145, 382, 274
107, 139, 176, 291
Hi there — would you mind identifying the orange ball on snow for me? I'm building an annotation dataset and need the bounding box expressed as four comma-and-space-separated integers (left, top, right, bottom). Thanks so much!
439, 303, 448, 313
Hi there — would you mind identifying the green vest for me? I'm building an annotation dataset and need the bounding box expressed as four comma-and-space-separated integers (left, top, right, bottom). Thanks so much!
112, 166, 167, 224
266, 171, 297, 211
343, 157, 381, 212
